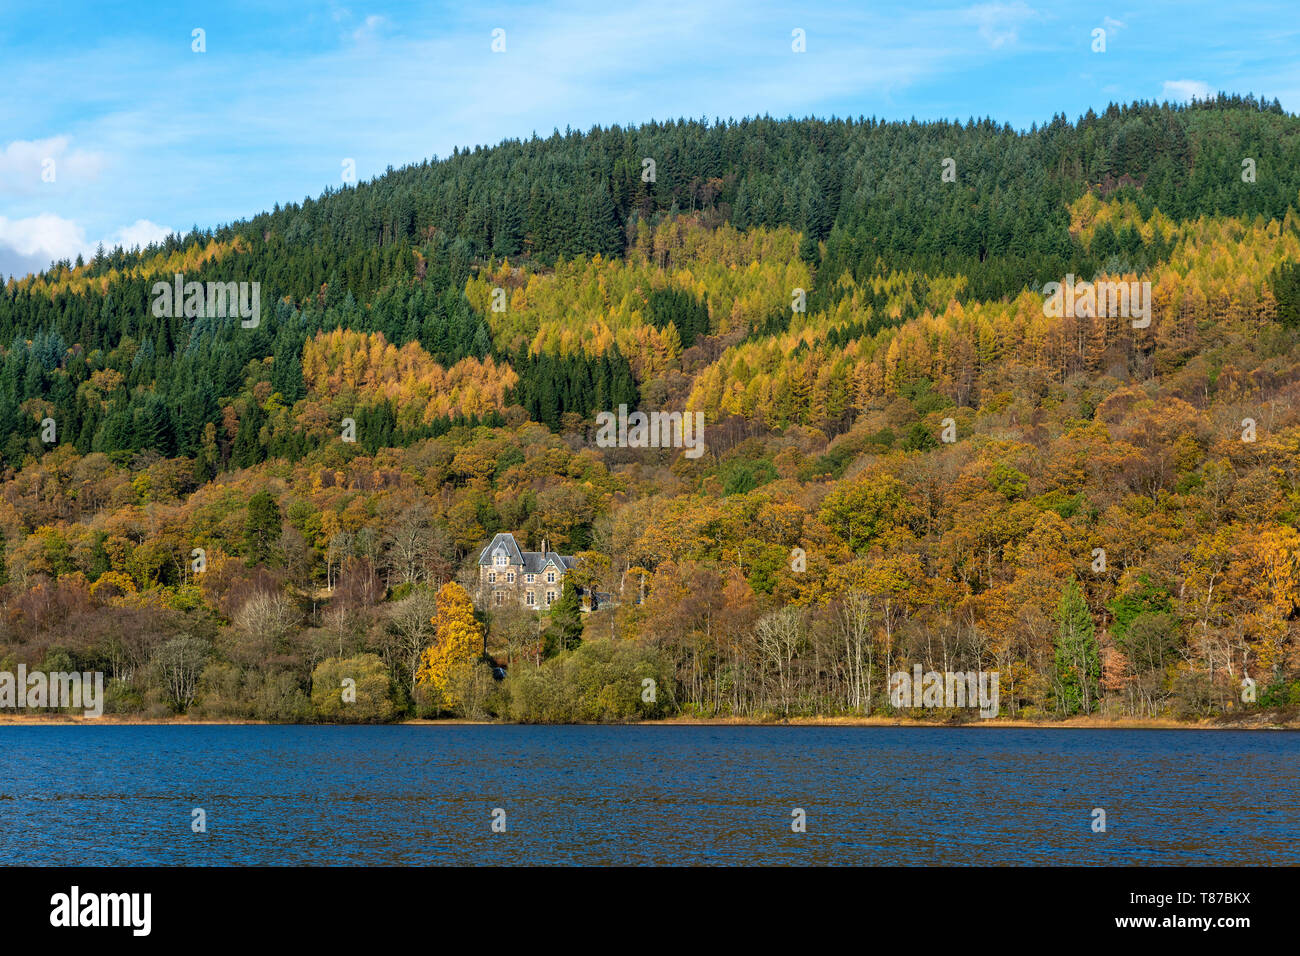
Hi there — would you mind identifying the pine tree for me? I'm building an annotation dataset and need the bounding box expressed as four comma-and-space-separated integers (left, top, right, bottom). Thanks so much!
244, 490, 282, 566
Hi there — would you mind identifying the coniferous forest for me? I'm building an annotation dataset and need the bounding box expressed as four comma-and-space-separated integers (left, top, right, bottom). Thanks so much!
4, 95, 1300, 723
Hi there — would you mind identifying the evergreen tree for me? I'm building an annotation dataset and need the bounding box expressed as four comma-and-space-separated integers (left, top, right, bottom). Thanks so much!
1271, 261, 1300, 328
1053, 578, 1101, 716
243, 490, 282, 566
544, 577, 584, 656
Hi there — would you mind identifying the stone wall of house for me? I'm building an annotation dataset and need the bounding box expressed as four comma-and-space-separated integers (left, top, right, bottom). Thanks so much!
478, 557, 568, 610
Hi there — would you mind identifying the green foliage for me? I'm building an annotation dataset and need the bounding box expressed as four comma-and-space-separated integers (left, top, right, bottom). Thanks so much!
989, 461, 1029, 500
901, 378, 953, 416
1270, 260, 1300, 328
1120, 612, 1180, 676
505, 638, 669, 722
718, 458, 778, 496
244, 490, 282, 566
1108, 574, 1174, 643
543, 577, 584, 656
647, 287, 710, 348
1053, 578, 1101, 716
902, 422, 938, 452
510, 347, 638, 430
819, 474, 906, 552
311, 654, 396, 722
1034, 490, 1083, 519
1259, 679, 1300, 707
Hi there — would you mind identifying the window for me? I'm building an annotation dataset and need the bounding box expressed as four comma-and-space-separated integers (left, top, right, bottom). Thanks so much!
488, 572, 496, 583
507, 572, 515, 583
526, 591, 535, 606
546, 590, 556, 606
494, 553, 508, 567
494, 591, 503, 606
525, 573, 534, 583
546, 570, 556, 583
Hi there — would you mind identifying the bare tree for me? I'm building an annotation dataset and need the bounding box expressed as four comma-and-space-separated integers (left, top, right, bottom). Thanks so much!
387, 588, 439, 694
382, 502, 453, 587
153, 635, 211, 710
835, 591, 875, 713
757, 607, 803, 716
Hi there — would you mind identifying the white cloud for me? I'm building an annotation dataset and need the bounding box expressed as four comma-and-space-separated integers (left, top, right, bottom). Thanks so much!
965, 2, 1039, 50
1102, 17, 1126, 31
0, 213, 86, 259
0, 137, 104, 196
1162, 79, 1213, 102
107, 219, 171, 252
0, 214, 170, 279
350, 14, 387, 44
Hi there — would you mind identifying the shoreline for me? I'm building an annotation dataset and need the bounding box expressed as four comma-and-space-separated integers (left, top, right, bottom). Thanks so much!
1, 712, 1296, 730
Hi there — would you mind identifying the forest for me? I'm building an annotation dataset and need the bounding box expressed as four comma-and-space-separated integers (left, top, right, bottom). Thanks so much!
1, 95, 1299, 723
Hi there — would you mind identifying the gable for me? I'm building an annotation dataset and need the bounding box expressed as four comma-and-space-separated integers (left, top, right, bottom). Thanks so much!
478, 532, 524, 566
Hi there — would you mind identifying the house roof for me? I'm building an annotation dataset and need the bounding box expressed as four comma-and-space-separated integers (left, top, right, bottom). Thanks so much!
478, 532, 577, 572
522, 552, 577, 573
478, 532, 524, 566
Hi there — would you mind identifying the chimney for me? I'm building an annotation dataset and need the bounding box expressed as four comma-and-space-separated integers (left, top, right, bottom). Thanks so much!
541, 537, 549, 557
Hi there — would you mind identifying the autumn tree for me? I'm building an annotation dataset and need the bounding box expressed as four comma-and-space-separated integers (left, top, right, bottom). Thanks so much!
416, 581, 486, 709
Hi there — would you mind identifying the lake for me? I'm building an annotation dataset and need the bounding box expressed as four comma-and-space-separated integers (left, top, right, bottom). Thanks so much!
2, 725, 1297, 865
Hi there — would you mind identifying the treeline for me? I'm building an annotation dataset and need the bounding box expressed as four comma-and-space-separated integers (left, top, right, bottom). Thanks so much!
16, 96, 1295, 297
5, 98, 1297, 473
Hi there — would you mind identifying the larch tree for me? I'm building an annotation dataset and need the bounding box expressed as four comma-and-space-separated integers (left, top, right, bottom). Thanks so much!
416, 580, 486, 707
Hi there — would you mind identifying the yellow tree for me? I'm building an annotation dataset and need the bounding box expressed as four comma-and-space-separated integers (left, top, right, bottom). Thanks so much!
416, 581, 486, 706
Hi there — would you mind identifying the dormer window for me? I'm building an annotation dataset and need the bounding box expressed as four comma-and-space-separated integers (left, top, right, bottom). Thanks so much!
494, 553, 508, 567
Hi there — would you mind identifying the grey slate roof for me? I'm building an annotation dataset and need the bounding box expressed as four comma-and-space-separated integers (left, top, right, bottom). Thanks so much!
478, 532, 576, 572
478, 532, 524, 566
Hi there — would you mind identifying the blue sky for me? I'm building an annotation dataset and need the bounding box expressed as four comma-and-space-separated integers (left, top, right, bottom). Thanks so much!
1, 0, 1297, 278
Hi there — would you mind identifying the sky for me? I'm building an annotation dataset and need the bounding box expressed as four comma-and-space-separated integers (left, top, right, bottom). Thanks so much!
1, 0, 1297, 279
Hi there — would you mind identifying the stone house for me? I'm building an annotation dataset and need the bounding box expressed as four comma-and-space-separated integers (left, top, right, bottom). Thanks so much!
476, 532, 577, 610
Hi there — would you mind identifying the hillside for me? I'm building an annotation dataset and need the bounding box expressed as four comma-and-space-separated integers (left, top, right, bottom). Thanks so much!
2, 96, 1300, 722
